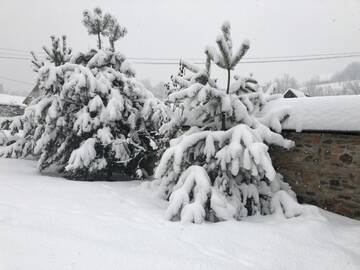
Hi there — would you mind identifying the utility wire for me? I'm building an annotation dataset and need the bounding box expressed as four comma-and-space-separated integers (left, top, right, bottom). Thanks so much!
1, 52, 360, 86
0, 54, 360, 88
0, 51, 32, 57
130, 54, 360, 65
0, 47, 32, 53
2, 46, 360, 61
0, 75, 33, 85
240, 54, 360, 64
127, 51, 360, 61
245, 52, 360, 60
0, 47, 44, 56
0, 55, 32, 60
1, 53, 360, 64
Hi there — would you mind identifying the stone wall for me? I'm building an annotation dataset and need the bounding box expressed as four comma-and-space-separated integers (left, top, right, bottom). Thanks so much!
270, 131, 360, 220
0, 104, 24, 117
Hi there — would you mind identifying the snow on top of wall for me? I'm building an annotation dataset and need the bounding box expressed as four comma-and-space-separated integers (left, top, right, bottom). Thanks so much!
0, 93, 26, 107
261, 95, 360, 132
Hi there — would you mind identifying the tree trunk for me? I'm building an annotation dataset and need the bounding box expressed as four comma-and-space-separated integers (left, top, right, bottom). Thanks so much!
97, 33, 102, 49
221, 68, 231, 130
110, 40, 114, 52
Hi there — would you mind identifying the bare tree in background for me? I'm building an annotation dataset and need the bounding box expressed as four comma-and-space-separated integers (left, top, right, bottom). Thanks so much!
273, 74, 299, 94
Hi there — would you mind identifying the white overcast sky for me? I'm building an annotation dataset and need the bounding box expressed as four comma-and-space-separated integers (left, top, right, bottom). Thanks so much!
1, 0, 360, 94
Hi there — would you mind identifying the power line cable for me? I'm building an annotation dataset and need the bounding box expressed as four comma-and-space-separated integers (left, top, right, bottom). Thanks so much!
0, 50, 31, 57
130, 54, 360, 65
0, 55, 32, 60
0, 50, 45, 58
244, 51, 360, 60
1, 53, 360, 89
0, 49, 44, 59
0, 75, 33, 85
241, 54, 360, 64
127, 51, 360, 61
1, 51, 360, 88
2, 53, 360, 63
0, 47, 31, 53
0, 47, 44, 56
2, 46, 360, 61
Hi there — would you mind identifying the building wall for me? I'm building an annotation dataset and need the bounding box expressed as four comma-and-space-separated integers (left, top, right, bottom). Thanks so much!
0, 104, 24, 117
270, 131, 360, 220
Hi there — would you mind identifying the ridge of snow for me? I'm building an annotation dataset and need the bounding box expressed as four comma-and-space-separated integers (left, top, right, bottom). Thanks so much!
261, 95, 360, 132
0, 93, 26, 107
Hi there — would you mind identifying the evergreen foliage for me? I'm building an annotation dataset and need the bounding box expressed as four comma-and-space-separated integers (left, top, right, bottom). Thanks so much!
82, 7, 126, 51
154, 22, 297, 223
0, 9, 167, 180
31, 35, 72, 72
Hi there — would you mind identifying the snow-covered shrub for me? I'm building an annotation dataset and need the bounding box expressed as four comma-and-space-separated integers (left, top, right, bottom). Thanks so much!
155, 22, 301, 223
0, 11, 167, 180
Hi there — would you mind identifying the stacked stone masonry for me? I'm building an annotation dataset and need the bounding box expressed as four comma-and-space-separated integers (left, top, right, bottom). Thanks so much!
270, 131, 360, 220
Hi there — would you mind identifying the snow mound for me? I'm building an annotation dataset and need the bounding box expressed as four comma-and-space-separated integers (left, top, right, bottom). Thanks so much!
271, 190, 321, 219
0, 159, 360, 270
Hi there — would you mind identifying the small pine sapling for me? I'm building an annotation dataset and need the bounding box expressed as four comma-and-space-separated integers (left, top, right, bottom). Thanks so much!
154, 22, 312, 223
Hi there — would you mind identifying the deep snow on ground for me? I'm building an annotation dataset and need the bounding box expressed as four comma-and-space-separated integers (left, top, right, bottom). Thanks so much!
0, 159, 359, 270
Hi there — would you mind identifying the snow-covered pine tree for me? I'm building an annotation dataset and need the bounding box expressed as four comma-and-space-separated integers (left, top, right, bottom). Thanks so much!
0, 35, 72, 148
154, 22, 307, 223
0, 10, 167, 180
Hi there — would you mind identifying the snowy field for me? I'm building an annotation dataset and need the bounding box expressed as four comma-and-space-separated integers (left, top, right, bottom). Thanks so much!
0, 158, 359, 270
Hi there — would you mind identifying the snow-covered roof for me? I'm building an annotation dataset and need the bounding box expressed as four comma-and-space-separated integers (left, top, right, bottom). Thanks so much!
0, 93, 26, 107
261, 95, 360, 132
283, 88, 306, 98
